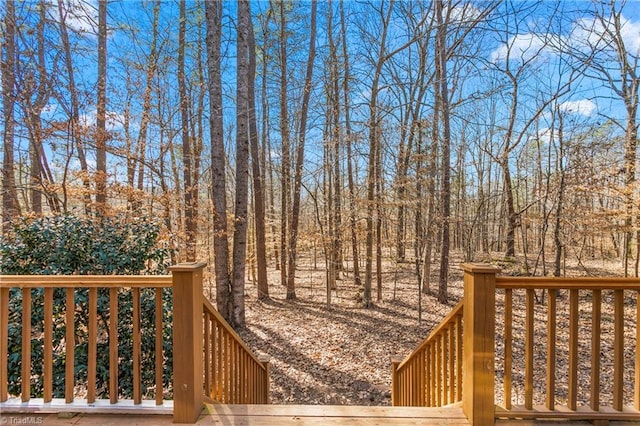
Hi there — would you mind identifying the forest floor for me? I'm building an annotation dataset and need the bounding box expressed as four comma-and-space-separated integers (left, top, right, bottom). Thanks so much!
212, 251, 638, 407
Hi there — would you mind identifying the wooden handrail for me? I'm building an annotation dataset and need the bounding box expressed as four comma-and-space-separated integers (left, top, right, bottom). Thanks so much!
392, 302, 463, 407
0, 275, 173, 288
496, 276, 640, 290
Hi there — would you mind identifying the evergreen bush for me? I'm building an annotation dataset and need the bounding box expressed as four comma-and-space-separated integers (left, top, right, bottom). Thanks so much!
0, 213, 173, 400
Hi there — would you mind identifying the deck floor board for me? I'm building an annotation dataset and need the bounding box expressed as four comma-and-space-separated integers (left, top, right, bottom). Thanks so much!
0, 403, 469, 425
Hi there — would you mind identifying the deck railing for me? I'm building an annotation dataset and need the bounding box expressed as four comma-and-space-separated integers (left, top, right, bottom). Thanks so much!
392, 263, 640, 425
0, 274, 173, 411
495, 275, 640, 421
392, 301, 463, 407
0, 262, 269, 424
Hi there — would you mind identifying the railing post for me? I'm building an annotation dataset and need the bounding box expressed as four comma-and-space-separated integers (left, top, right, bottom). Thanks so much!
461, 263, 499, 426
258, 355, 270, 404
390, 356, 402, 406
171, 262, 207, 424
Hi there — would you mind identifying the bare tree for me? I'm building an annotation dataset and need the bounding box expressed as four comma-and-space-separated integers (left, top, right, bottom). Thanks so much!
339, 1, 361, 289
287, 0, 317, 300
435, 0, 451, 304
205, 0, 232, 320
2, 0, 20, 231
363, 0, 395, 308
278, 0, 290, 288
95, 0, 107, 213
567, 3, 638, 276
248, 10, 269, 300
231, 0, 254, 327
56, 0, 92, 213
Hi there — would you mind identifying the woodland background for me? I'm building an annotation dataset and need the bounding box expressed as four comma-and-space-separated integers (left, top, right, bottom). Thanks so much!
1, 0, 639, 330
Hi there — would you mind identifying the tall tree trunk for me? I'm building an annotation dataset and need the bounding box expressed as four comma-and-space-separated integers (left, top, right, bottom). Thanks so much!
339, 1, 361, 288
364, 0, 395, 308
231, 0, 253, 328
327, 2, 344, 278
133, 1, 161, 212
287, 0, 317, 300
422, 118, 438, 294
436, 0, 450, 304
248, 15, 269, 300
278, 0, 290, 288
95, 0, 108, 214
553, 111, 566, 277
2, 0, 20, 231
57, 0, 92, 213
178, 0, 196, 261
205, 0, 232, 320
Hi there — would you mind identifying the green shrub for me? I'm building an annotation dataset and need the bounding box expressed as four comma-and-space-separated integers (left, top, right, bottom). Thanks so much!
0, 213, 173, 400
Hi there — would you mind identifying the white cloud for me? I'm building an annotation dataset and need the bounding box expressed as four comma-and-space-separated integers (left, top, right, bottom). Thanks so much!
79, 109, 129, 132
559, 99, 597, 117
490, 33, 550, 63
46, 0, 98, 35
570, 14, 640, 56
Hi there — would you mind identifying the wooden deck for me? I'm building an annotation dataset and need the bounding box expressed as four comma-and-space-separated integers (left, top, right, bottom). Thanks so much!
1, 403, 470, 425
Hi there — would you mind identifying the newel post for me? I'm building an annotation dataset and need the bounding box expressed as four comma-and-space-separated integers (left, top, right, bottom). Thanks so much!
171, 262, 207, 424
461, 263, 500, 426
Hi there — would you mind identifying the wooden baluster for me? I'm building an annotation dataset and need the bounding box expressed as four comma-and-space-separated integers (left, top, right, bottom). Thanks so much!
237, 343, 241, 403
568, 288, 579, 411
212, 321, 218, 401
224, 331, 229, 403
65, 288, 75, 403
22, 288, 32, 402
525, 288, 534, 410
455, 314, 462, 403
155, 287, 164, 405
449, 322, 454, 404
419, 349, 425, 406
204, 312, 211, 397
0, 287, 8, 402
232, 337, 236, 403
504, 288, 513, 410
442, 329, 448, 405
547, 288, 557, 411
241, 349, 246, 403
88, 287, 97, 404
44, 288, 53, 402
613, 289, 624, 411
416, 357, 420, 406
436, 334, 442, 406
425, 346, 431, 406
109, 286, 118, 404
133, 287, 141, 404
430, 342, 436, 406
590, 289, 600, 411
636, 290, 640, 411
219, 327, 225, 403
248, 355, 253, 403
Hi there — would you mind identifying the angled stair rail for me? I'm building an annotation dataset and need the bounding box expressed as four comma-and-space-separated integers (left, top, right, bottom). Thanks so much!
391, 301, 463, 407
392, 263, 640, 425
